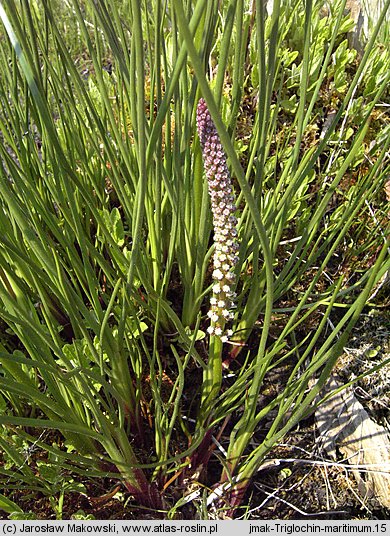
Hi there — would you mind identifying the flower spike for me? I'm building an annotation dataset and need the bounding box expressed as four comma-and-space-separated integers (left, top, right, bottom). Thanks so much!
196, 98, 239, 341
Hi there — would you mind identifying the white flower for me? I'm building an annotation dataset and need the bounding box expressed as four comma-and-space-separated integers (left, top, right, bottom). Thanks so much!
225, 271, 235, 281
213, 269, 224, 281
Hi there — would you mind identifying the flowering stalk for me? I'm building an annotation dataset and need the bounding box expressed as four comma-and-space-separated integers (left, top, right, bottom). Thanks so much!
196, 98, 239, 343
196, 98, 239, 427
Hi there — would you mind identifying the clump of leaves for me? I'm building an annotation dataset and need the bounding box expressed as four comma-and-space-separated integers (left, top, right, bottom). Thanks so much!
0, 0, 389, 519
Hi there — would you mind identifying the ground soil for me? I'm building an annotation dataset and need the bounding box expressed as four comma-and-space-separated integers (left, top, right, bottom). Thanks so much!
245, 309, 390, 521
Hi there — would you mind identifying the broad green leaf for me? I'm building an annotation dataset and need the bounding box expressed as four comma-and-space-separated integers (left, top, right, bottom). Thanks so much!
0, 494, 23, 514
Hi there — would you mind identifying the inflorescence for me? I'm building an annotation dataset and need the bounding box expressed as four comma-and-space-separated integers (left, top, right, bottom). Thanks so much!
196, 98, 239, 342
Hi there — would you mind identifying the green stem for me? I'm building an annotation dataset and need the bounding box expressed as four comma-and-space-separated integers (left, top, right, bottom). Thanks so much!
199, 334, 223, 428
